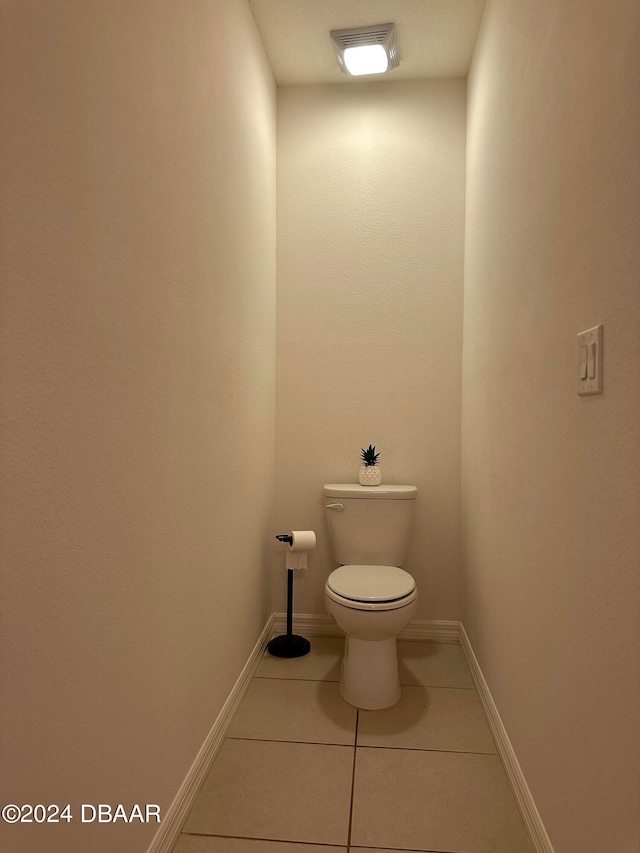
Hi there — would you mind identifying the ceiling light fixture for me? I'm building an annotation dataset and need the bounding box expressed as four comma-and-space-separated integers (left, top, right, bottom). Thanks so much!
330, 23, 399, 77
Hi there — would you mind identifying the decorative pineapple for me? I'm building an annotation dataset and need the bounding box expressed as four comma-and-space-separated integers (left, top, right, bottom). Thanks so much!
359, 444, 382, 486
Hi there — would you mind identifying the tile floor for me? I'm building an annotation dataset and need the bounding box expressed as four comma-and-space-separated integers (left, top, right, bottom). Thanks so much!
172, 637, 532, 853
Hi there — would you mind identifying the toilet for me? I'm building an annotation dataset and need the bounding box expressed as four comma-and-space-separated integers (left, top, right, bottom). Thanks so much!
323, 483, 418, 710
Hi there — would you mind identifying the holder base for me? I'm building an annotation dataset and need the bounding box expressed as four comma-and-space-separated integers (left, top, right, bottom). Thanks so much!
267, 634, 311, 658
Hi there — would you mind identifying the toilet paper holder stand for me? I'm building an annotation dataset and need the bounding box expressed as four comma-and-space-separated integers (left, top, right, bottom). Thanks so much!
267, 534, 311, 658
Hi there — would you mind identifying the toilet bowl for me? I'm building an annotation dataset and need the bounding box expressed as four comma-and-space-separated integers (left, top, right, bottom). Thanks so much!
324, 563, 417, 709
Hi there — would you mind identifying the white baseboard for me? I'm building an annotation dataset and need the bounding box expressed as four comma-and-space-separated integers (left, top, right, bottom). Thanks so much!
274, 612, 461, 643
399, 618, 460, 643
146, 614, 274, 853
273, 612, 342, 637
459, 624, 555, 853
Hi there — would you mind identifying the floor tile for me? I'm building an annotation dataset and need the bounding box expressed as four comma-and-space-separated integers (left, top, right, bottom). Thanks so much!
351, 747, 531, 853
174, 837, 345, 853
183, 739, 353, 845
398, 641, 475, 689
358, 685, 496, 754
255, 637, 343, 682
227, 678, 356, 745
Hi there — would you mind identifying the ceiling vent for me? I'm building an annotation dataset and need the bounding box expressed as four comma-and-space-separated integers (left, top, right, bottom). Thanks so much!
330, 23, 400, 76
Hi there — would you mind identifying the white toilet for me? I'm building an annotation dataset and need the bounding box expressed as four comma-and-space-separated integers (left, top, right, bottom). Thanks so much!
323, 483, 418, 710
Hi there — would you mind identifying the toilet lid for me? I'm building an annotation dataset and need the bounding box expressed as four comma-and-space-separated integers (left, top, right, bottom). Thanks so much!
327, 565, 415, 603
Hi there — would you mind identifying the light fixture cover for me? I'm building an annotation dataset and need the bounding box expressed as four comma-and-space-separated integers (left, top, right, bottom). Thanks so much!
330, 23, 399, 76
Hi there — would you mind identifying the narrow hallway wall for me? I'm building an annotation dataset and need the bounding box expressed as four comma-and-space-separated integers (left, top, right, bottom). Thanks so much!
463, 2, 640, 851
275, 81, 466, 618
0, 2, 276, 851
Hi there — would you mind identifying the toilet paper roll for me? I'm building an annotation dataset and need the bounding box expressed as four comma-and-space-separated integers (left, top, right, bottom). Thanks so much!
285, 530, 316, 571
288, 530, 316, 552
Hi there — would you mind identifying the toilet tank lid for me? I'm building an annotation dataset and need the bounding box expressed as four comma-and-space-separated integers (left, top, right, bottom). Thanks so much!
323, 483, 417, 499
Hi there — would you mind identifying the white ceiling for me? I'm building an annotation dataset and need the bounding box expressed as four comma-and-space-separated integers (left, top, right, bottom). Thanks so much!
248, 0, 486, 86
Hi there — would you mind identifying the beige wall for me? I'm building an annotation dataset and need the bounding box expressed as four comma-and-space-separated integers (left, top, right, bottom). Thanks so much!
462, 2, 640, 851
275, 81, 466, 618
0, 2, 275, 851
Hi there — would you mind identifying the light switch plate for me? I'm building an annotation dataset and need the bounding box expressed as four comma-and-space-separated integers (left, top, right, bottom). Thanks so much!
577, 324, 603, 395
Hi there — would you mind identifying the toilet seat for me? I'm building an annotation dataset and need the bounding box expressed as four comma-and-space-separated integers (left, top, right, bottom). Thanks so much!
326, 564, 416, 611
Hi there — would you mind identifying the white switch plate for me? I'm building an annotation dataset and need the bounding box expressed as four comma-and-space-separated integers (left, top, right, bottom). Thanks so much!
577, 324, 603, 395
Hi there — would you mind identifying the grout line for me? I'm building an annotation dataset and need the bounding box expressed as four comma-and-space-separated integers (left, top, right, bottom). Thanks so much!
224, 736, 496, 757
253, 676, 340, 684
399, 683, 477, 691
400, 683, 476, 690
356, 744, 498, 756
181, 830, 459, 853
226, 735, 355, 748
180, 831, 346, 847
346, 709, 359, 852
253, 674, 476, 690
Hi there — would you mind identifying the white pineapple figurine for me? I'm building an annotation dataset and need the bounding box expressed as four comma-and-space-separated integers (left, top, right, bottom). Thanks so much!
358, 444, 382, 486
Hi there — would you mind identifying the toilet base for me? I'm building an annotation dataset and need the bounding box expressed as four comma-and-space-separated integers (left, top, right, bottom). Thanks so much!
340, 636, 401, 710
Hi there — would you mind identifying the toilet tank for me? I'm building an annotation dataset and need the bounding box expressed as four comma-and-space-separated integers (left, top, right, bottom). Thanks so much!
323, 484, 417, 567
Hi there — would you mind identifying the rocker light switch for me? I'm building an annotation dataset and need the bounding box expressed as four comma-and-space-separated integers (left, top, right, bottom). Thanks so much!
577, 325, 603, 395
579, 346, 588, 380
